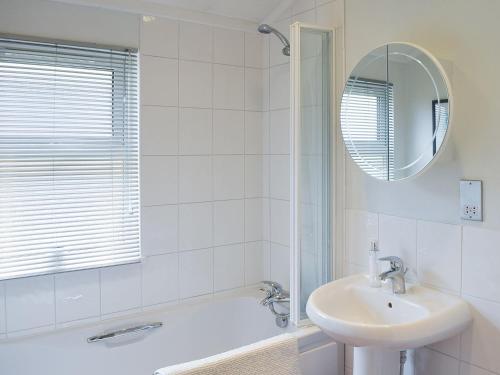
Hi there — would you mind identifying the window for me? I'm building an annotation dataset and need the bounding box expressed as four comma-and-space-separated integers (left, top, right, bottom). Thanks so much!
432, 99, 449, 155
0, 37, 139, 280
341, 78, 394, 180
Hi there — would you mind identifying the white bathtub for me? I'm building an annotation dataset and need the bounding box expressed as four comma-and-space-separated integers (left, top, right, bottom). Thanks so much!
0, 287, 342, 375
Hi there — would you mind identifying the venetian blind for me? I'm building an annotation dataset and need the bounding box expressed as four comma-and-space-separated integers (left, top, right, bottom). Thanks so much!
0, 37, 140, 280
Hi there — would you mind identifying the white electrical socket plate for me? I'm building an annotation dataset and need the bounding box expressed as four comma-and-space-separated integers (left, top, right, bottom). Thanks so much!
460, 180, 482, 221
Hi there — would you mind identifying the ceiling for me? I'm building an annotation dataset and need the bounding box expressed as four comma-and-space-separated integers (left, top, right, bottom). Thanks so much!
147, 0, 284, 22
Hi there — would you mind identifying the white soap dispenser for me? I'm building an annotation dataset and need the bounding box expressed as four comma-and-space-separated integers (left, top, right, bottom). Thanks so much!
369, 241, 381, 287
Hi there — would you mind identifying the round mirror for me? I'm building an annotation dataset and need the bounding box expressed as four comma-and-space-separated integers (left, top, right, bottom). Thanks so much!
340, 43, 451, 181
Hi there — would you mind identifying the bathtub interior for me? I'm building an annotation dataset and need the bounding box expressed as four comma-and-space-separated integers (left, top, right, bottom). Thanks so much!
0, 288, 340, 375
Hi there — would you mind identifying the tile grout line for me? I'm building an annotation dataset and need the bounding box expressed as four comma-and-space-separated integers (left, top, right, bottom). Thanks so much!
243, 31, 247, 287
175, 19, 181, 304
211, 24, 216, 296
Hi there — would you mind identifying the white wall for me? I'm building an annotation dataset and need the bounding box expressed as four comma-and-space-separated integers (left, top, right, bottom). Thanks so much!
0, 0, 269, 337
343, 1, 500, 374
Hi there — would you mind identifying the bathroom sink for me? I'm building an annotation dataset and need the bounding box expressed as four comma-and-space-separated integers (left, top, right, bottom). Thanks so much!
306, 274, 471, 350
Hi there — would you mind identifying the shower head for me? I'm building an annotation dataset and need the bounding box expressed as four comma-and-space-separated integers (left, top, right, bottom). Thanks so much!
257, 23, 290, 56
257, 24, 273, 34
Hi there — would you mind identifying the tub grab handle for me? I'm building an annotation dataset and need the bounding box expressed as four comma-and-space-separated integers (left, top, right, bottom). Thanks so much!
87, 322, 163, 343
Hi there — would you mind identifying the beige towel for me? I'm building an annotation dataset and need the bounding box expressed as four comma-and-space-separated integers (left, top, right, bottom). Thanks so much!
154, 333, 301, 375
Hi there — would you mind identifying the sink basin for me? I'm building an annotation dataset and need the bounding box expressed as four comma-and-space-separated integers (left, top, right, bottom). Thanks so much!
306, 274, 471, 350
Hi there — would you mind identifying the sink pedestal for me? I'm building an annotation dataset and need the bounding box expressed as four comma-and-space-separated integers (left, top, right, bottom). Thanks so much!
353, 347, 402, 375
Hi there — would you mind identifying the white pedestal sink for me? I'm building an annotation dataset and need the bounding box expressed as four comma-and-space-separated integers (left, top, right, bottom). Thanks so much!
306, 275, 472, 375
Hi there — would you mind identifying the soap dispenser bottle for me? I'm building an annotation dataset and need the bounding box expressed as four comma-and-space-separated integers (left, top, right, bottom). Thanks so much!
369, 241, 381, 287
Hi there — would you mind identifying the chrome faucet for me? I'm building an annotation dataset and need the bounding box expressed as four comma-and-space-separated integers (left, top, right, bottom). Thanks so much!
260, 281, 290, 327
379, 256, 407, 294
260, 281, 290, 305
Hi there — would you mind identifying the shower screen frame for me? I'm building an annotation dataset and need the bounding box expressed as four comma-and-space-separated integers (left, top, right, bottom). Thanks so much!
289, 23, 336, 326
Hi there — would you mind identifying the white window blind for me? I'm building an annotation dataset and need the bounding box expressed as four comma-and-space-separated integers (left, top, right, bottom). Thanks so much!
341, 78, 394, 180
0, 37, 140, 280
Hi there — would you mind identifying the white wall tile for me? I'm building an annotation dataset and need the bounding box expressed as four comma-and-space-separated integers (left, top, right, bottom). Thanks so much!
414, 348, 459, 375
141, 156, 178, 206
213, 27, 244, 66
245, 68, 264, 111
100, 263, 141, 315
463, 226, 500, 302
460, 363, 497, 375
213, 110, 244, 154
141, 205, 178, 256
461, 295, 500, 374
213, 155, 244, 200
270, 243, 290, 290
346, 209, 378, 267
179, 60, 212, 108
316, 1, 343, 29
214, 200, 244, 246
316, 0, 335, 6
245, 241, 270, 285
179, 248, 213, 298
293, 8, 316, 23
270, 63, 290, 110
292, 0, 316, 15
244, 33, 264, 68
427, 335, 461, 359
179, 21, 212, 62
141, 55, 178, 106
0, 283, 4, 333
140, 16, 178, 58
214, 244, 244, 291
142, 253, 179, 306
262, 198, 271, 241
245, 111, 267, 155
141, 106, 178, 156
179, 156, 212, 203
179, 108, 212, 155
55, 270, 100, 324
417, 220, 461, 293
6, 275, 55, 332
262, 155, 270, 198
262, 68, 270, 112
245, 198, 264, 242
245, 155, 264, 198
213, 64, 244, 110
270, 109, 290, 154
270, 199, 290, 246
270, 155, 290, 200
379, 214, 417, 276
179, 202, 213, 251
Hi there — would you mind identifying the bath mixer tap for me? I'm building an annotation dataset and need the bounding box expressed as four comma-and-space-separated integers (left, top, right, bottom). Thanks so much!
259, 281, 289, 306
259, 281, 290, 328
379, 256, 407, 294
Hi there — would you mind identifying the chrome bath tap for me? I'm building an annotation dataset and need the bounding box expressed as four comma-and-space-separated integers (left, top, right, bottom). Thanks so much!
260, 281, 290, 327
379, 256, 407, 294
260, 281, 290, 305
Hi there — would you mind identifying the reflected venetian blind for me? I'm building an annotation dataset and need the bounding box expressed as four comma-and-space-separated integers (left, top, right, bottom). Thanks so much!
341, 78, 394, 180
0, 37, 140, 280
433, 100, 449, 154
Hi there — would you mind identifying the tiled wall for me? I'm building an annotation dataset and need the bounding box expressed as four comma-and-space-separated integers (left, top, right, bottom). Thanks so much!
263, 0, 344, 291
0, 14, 270, 338
344, 209, 500, 375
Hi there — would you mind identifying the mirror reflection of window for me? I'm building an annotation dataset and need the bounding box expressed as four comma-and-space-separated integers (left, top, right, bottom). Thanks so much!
341, 78, 394, 180
432, 99, 449, 155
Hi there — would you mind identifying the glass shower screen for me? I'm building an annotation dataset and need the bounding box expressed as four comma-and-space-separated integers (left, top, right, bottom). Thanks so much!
290, 24, 334, 322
